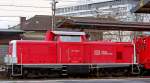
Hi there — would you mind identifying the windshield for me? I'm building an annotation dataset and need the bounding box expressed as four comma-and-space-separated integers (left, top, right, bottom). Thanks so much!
60, 35, 81, 42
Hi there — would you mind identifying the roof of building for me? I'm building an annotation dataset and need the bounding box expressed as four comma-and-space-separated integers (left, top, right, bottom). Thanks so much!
131, 0, 150, 13
19, 15, 118, 31
0, 29, 24, 35
20, 15, 66, 31
13, 15, 150, 31
0, 29, 24, 44
0, 29, 24, 33
58, 18, 150, 31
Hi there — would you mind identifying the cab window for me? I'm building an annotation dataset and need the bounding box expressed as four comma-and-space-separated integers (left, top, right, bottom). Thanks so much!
60, 35, 81, 42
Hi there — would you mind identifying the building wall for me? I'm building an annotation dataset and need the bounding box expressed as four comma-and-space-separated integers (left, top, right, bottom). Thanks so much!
22, 31, 45, 40
56, 0, 141, 42
0, 34, 22, 65
56, 0, 139, 22
0, 45, 8, 65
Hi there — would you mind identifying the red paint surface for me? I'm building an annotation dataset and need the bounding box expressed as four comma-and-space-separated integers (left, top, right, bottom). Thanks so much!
135, 36, 150, 69
9, 31, 134, 66
14, 41, 133, 65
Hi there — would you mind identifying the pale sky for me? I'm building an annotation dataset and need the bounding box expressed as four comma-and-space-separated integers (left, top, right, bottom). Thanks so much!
0, 0, 113, 29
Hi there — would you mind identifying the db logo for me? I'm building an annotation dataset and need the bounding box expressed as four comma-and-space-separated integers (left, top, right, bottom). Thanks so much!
94, 50, 101, 55
94, 50, 113, 55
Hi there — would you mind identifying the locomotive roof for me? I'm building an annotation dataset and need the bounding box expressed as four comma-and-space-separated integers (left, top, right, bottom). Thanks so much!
52, 31, 85, 36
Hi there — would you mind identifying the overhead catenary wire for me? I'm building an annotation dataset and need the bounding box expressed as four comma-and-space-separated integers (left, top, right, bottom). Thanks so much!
0, 0, 82, 29
0, 1, 83, 19
0, 16, 21, 17
0, 4, 51, 8
0, 0, 87, 8
0, 3, 80, 8
0, 20, 19, 22
0, 8, 51, 13
46, 0, 82, 2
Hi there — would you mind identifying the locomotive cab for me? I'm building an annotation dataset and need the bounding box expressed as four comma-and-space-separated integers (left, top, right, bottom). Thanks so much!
45, 30, 87, 42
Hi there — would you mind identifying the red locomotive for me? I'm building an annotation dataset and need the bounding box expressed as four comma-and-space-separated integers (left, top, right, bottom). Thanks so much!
4, 31, 150, 78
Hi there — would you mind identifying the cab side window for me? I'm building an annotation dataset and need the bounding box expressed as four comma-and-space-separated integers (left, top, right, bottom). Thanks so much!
60, 35, 81, 42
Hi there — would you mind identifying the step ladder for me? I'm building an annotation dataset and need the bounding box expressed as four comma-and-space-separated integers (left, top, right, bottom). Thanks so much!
11, 49, 23, 77
131, 64, 140, 74
131, 42, 140, 74
61, 65, 68, 76
90, 65, 99, 77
